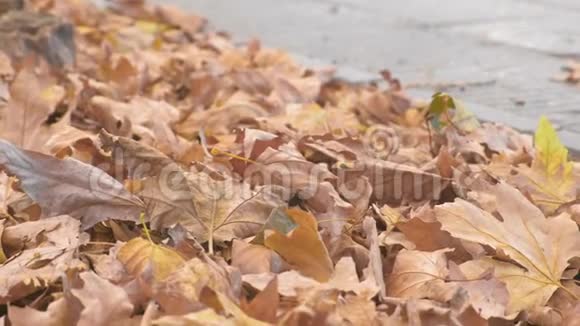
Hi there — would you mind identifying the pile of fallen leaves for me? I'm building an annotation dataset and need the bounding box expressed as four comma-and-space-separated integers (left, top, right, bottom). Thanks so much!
0, 0, 579, 325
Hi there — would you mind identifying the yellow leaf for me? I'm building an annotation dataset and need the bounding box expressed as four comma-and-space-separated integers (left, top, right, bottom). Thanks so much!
117, 237, 185, 282
435, 183, 580, 315
76, 25, 96, 35
428, 92, 456, 116
534, 116, 573, 177
451, 100, 480, 132
263, 208, 334, 282
512, 116, 574, 212
287, 103, 329, 134
0, 222, 7, 264
135, 20, 169, 34
375, 204, 401, 233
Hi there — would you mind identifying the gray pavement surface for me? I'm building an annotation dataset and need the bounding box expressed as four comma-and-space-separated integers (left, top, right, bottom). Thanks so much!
153, 0, 580, 151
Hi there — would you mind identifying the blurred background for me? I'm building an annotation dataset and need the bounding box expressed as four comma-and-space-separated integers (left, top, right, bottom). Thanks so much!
142, 0, 580, 150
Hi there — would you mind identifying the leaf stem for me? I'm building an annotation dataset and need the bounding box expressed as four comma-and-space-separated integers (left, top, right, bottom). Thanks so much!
140, 212, 154, 244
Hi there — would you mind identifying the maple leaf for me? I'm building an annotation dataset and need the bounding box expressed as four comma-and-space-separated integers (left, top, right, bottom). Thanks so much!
512, 116, 575, 212
387, 248, 452, 299
101, 131, 284, 249
99, 130, 198, 228
184, 168, 285, 247
0, 139, 144, 229
387, 248, 509, 319
117, 236, 186, 283
435, 182, 580, 315
0, 67, 90, 154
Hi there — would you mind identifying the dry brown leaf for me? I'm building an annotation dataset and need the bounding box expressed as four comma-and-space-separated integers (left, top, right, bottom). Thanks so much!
242, 256, 377, 298
262, 208, 334, 282
231, 239, 285, 275
388, 248, 509, 319
387, 248, 452, 299
184, 169, 284, 244
8, 297, 69, 326
240, 276, 279, 323
0, 239, 85, 303
71, 271, 134, 326
153, 309, 235, 326
245, 144, 354, 235
0, 139, 144, 229
362, 216, 386, 298
99, 131, 198, 228
117, 237, 186, 283
339, 159, 447, 206
435, 182, 580, 315
0, 67, 63, 151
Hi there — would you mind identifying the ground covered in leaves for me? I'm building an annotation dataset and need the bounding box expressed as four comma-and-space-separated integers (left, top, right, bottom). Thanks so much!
0, 1, 579, 325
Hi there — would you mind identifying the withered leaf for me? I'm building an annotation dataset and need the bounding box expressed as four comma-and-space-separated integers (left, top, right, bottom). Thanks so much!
435, 182, 580, 315
71, 271, 134, 326
117, 237, 186, 283
261, 208, 334, 282
0, 139, 144, 229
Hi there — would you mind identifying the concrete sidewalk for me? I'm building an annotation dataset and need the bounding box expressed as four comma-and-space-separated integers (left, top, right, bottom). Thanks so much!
156, 0, 580, 150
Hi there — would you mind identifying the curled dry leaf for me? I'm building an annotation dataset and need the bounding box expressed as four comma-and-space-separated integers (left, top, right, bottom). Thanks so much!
435, 182, 580, 315
243, 256, 378, 298
338, 159, 447, 206
0, 217, 86, 303
71, 271, 134, 326
240, 276, 279, 323
245, 144, 354, 235
231, 239, 285, 274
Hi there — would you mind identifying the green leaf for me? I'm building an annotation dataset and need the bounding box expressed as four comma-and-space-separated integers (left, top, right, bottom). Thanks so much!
428, 92, 456, 116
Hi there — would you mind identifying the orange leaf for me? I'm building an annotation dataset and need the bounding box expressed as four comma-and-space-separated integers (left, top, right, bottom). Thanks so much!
264, 208, 334, 282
